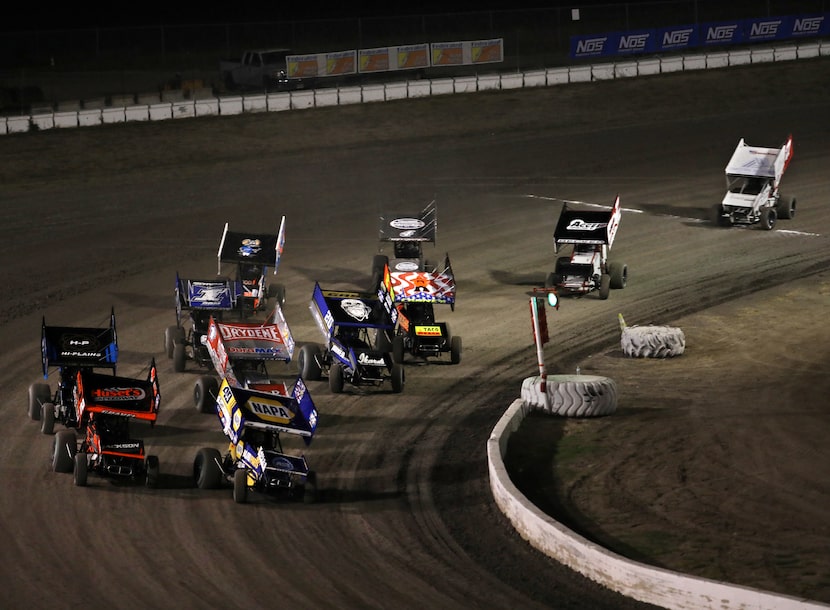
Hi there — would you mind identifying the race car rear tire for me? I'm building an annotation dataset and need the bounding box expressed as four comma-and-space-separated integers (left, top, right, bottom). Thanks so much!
450, 336, 462, 365
164, 325, 183, 359
233, 468, 248, 504
599, 274, 611, 300
544, 272, 560, 290
760, 206, 777, 230
608, 262, 627, 290
40, 403, 56, 435
268, 283, 286, 308
521, 375, 617, 417
52, 430, 76, 473
194, 448, 223, 490
777, 196, 796, 220
392, 336, 405, 364
390, 364, 405, 393
73, 452, 88, 487
329, 363, 344, 393
173, 342, 187, 372
28, 382, 50, 421
194, 376, 219, 413
298, 344, 323, 381
145, 455, 160, 489
303, 471, 318, 504
621, 325, 686, 358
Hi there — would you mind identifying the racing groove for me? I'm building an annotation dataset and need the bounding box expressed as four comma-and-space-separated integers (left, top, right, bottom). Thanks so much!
1, 59, 829, 608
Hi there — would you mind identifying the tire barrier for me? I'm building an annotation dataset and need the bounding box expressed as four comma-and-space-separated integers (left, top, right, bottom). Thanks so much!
619, 314, 685, 358
520, 375, 617, 417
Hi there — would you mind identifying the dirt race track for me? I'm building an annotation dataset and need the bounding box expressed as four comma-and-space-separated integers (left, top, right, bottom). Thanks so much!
1, 58, 829, 609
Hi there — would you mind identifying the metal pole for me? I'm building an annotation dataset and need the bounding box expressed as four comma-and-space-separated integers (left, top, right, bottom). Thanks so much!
530, 298, 551, 410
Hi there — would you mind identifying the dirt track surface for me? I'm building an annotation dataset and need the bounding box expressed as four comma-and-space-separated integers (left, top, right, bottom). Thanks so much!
1, 59, 829, 608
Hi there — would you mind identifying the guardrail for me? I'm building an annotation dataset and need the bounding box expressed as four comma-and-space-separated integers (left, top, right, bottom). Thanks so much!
2, 39, 827, 136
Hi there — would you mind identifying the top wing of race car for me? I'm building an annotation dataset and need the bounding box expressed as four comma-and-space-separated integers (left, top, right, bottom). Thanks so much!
384, 255, 456, 306
74, 360, 160, 426
216, 215, 286, 275
725, 135, 793, 187
309, 281, 397, 342
553, 196, 621, 249
379, 200, 437, 244
215, 376, 318, 446
204, 307, 295, 387
41, 309, 118, 377
175, 273, 240, 320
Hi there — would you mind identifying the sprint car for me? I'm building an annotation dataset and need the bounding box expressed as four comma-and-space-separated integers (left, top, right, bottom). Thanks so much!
164, 274, 239, 373
381, 259, 462, 365
192, 308, 295, 413
299, 281, 404, 393
216, 216, 287, 315
545, 195, 627, 300
193, 377, 318, 504
369, 199, 438, 292
29, 310, 118, 432
714, 135, 795, 230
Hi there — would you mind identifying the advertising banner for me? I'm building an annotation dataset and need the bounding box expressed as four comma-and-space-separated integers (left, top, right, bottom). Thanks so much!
397, 44, 430, 69
471, 38, 504, 64
286, 54, 320, 78
431, 42, 465, 66
656, 24, 697, 52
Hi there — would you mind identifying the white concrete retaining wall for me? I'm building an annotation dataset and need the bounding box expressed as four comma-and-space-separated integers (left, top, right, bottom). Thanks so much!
3, 39, 827, 136
488, 399, 830, 610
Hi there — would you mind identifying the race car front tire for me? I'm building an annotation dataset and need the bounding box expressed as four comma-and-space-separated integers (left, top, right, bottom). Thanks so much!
450, 336, 462, 365
233, 468, 248, 504
164, 326, 184, 359
298, 344, 323, 381
194, 376, 219, 413
392, 336, 405, 364
329, 363, 345, 394
145, 455, 160, 489
608, 262, 627, 290
194, 448, 223, 489
52, 430, 76, 473
40, 403, 56, 435
73, 452, 88, 487
390, 364, 405, 393
173, 342, 187, 372
598, 274, 611, 300
28, 383, 50, 421
760, 206, 777, 230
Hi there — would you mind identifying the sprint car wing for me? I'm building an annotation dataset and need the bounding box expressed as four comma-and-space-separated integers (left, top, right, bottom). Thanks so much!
215, 377, 318, 445
41, 309, 118, 376
216, 216, 286, 274
385, 254, 456, 306
553, 195, 621, 248
75, 360, 160, 425
379, 199, 437, 243
725, 135, 793, 187
309, 282, 397, 342
175, 273, 240, 313
205, 310, 295, 386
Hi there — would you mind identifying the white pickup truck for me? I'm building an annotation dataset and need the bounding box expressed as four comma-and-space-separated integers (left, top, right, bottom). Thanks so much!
219, 48, 305, 91
715, 135, 795, 230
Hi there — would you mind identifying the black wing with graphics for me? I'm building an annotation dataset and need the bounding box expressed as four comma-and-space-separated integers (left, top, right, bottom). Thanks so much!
553, 196, 621, 247
217, 216, 286, 271
379, 199, 437, 243
41, 309, 118, 375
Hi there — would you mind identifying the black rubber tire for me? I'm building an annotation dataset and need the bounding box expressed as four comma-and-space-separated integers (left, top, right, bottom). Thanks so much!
545, 272, 558, 290
28, 383, 50, 421
298, 344, 323, 381
194, 447, 223, 489
522, 375, 618, 417
41, 403, 55, 435
233, 468, 248, 504
73, 452, 88, 487
329, 363, 344, 394
598, 274, 611, 300
145, 455, 160, 489
608, 262, 627, 290
375, 330, 392, 352
713, 203, 731, 227
390, 364, 405, 393
303, 471, 318, 504
777, 196, 796, 220
52, 430, 76, 473
760, 206, 777, 230
370, 254, 389, 290
450, 336, 462, 365
268, 283, 286, 308
164, 325, 183, 359
173, 341, 186, 372
194, 376, 219, 413
392, 336, 405, 364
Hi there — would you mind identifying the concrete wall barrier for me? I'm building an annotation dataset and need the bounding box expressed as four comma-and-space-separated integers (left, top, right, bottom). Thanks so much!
570, 65, 592, 82
477, 74, 501, 90
488, 398, 830, 610
267, 92, 291, 112
431, 78, 455, 95
614, 61, 638, 78
314, 88, 340, 107
500, 73, 524, 89
706, 52, 729, 69
194, 99, 219, 117
591, 63, 615, 80
454, 76, 478, 93
172, 101, 195, 119
338, 86, 363, 105
77, 109, 101, 127
637, 58, 661, 75
408, 80, 431, 98
148, 102, 173, 121
291, 90, 315, 109
242, 94, 267, 113
683, 54, 706, 71
385, 81, 408, 100
102, 107, 126, 124
752, 48, 775, 63
218, 96, 243, 115
125, 105, 150, 122
362, 84, 385, 103
523, 69, 547, 87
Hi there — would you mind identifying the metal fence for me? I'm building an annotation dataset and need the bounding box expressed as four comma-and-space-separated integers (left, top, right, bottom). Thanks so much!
1, 0, 828, 111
